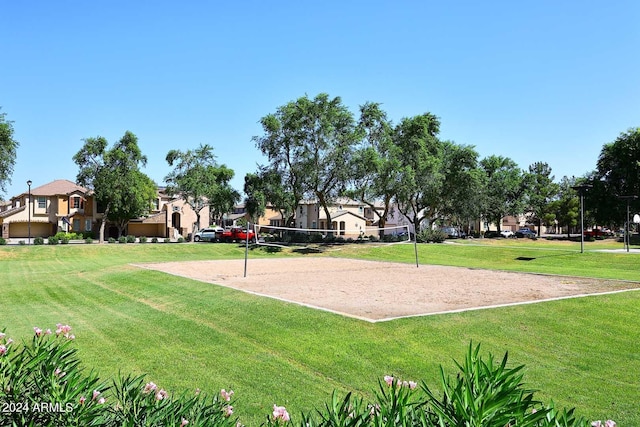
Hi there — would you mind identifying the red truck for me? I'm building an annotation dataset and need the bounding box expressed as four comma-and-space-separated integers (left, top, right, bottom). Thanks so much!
583, 228, 606, 238
218, 227, 256, 243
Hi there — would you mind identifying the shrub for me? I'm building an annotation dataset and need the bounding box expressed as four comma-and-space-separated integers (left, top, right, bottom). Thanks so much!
164, 238, 171, 243
118, 236, 127, 244
85, 237, 93, 244
33, 236, 44, 245
0, 325, 238, 427
151, 237, 158, 243
0, 237, 6, 245
139, 236, 148, 243
126, 235, 136, 243
0, 328, 609, 427
47, 236, 59, 245
60, 235, 71, 244
18, 240, 25, 245
108, 237, 116, 244
177, 237, 185, 243
416, 229, 447, 243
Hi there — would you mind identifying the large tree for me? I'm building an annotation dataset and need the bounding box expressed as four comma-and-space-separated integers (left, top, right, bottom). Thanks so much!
244, 167, 299, 227
73, 131, 156, 242
588, 127, 640, 225
393, 113, 443, 233
348, 102, 401, 236
549, 176, 580, 237
165, 144, 235, 232
0, 108, 19, 196
439, 141, 486, 233
254, 93, 358, 230
479, 155, 526, 232
524, 162, 559, 236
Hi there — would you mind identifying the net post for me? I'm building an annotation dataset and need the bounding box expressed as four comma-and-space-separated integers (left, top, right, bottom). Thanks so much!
244, 222, 250, 278
411, 225, 419, 268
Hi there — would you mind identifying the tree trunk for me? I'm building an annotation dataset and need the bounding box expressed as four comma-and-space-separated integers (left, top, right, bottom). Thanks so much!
98, 205, 110, 244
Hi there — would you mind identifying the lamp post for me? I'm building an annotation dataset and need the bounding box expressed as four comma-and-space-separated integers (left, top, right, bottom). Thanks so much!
27, 180, 32, 245
571, 184, 592, 254
619, 195, 638, 252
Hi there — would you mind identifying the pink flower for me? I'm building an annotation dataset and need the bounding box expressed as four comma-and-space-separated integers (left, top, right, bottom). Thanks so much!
0, 345, 7, 356
223, 405, 234, 417
54, 368, 66, 378
180, 418, 189, 426
0, 332, 5, 340
56, 323, 75, 339
98, 397, 106, 404
92, 390, 101, 400
45, 329, 52, 335
221, 389, 234, 402
195, 388, 201, 395
143, 382, 157, 394
156, 389, 168, 400
79, 396, 86, 405
5, 338, 12, 345
273, 405, 290, 422
34, 327, 43, 337
383, 375, 394, 386
407, 381, 417, 390
605, 421, 616, 427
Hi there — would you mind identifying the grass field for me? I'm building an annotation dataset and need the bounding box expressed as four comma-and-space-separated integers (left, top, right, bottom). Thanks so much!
1, 239, 639, 425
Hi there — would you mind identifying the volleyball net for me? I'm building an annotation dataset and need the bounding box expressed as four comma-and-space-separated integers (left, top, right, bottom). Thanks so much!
253, 223, 412, 248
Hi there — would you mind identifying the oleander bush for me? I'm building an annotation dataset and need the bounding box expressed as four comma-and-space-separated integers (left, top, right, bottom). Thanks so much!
0, 326, 616, 427
126, 235, 136, 243
48, 236, 59, 245
0, 237, 6, 245
33, 236, 45, 245
118, 236, 127, 244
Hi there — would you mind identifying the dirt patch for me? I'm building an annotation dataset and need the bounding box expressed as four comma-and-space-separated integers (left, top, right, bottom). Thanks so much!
134, 258, 640, 322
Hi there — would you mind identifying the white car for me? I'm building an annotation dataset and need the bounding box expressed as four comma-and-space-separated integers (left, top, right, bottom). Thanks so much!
499, 230, 514, 238
193, 227, 224, 242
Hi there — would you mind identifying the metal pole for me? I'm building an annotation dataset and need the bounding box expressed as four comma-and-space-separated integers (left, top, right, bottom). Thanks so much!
626, 200, 630, 253
244, 222, 250, 277
579, 192, 584, 253
27, 180, 32, 245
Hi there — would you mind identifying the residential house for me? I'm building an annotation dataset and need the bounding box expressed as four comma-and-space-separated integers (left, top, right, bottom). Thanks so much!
126, 187, 209, 239
0, 179, 98, 239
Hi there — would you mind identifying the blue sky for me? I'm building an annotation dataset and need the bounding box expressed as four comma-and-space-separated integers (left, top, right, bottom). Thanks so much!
2, 1, 638, 199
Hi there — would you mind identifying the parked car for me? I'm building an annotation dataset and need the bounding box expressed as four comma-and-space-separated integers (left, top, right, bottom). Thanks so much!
219, 226, 256, 243
440, 227, 464, 239
193, 226, 224, 242
515, 228, 537, 238
583, 228, 606, 238
499, 230, 514, 238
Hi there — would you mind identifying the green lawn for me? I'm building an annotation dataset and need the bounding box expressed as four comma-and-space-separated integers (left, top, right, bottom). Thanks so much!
1, 240, 639, 425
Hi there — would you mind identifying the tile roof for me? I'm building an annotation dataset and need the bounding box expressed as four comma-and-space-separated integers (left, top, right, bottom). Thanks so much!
29, 180, 89, 197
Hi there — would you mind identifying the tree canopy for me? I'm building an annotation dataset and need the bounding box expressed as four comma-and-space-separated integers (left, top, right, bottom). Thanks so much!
588, 127, 640, 224
480, 155, 525, 232
73, 131, 156, 242
165, 144, 237, 232
254, 93, 358, 230
0, 108, 19, 196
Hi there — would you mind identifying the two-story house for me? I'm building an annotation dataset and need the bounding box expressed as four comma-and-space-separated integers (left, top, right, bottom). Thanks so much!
0, 179, 98, 239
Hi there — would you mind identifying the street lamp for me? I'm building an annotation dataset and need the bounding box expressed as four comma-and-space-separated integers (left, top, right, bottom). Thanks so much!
619, 195, 638, 252
27, 180, 32, 245
571, 184, 592, 254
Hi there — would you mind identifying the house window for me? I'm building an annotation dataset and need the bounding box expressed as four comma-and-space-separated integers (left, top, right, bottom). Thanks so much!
153, 199, 160, 210
37, 197, 46, 209
72, 219, 81, 231
85, 219, 92, 231
72, 197, 84, 209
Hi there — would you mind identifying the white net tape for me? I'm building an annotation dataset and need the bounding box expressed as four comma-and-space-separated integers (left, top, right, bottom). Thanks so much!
253, 223, 411, 248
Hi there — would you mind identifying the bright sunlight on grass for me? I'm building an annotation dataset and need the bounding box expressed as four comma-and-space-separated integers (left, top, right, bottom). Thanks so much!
1, 241, 639, 425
